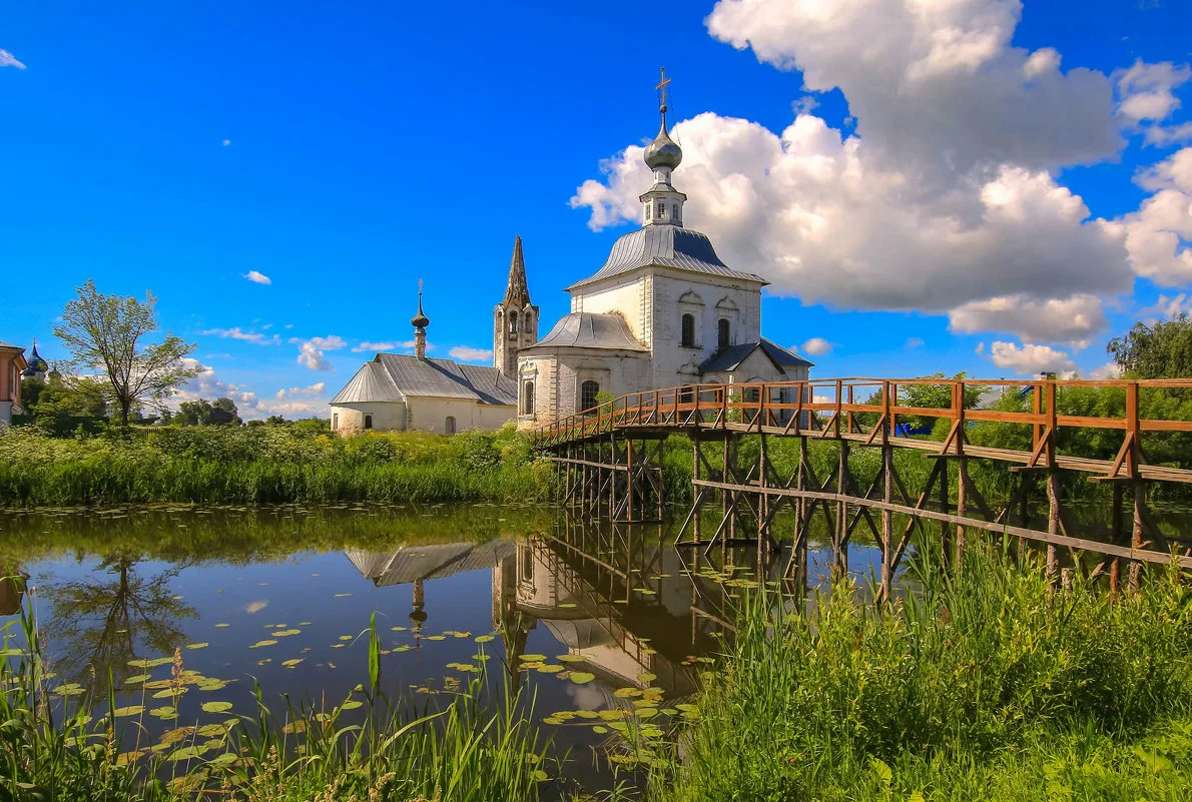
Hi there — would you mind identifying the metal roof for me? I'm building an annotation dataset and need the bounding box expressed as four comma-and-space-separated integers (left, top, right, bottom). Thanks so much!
567, 225, 767, 292
520, 313, 648, 354
699, 339, 813, 375
346, 541, 516, 587
331, 354, 517, 406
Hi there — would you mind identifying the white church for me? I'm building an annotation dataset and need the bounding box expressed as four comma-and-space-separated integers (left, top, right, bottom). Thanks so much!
330, 72, 810, 435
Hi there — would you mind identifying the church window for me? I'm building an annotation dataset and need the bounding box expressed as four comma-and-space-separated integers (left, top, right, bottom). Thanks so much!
681, 313, 695, 348
580, 380, 600, 411
523, 381, 535, 415
445, 416, 456, 435
718, 318, 731, 349
646, 205, 652, 220
509, 311, 519, 335
332, 413, 339, 430
364, 414, 373, 430
657, 201, 665, 218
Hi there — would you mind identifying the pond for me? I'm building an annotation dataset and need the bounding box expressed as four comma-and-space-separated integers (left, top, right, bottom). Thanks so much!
0, 503, 883, 796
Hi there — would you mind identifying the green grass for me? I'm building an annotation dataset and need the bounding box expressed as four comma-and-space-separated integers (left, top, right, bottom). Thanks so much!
0, 424, 554, 507
1, 604, 551, 802
646, 545, 1192, 802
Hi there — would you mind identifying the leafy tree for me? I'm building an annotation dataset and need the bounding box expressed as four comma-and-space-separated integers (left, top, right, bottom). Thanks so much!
23, 373, 111, 435
1107, 315, 1192, 378
177, 397, 241, 426
53, 279, 197, 427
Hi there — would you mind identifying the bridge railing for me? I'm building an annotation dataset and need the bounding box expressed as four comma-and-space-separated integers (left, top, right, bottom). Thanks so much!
532, 376, 1192, 481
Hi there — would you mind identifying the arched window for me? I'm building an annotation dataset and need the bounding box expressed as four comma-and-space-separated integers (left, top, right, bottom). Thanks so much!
509, 311, 519, 335
445, 416, 456, 435
332, 413, 339, 430
580, 380, 600, 411
522, 381, 535, 415
718, 318, 731, 349
681, 313, 695, 348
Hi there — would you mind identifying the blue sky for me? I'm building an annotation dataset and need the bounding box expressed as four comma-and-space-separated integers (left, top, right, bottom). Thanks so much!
3, 1, 1191, 417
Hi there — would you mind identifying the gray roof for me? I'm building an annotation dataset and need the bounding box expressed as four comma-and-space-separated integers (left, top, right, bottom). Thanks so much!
520, 313, 648, 354
331, 354, 516, 406
346, 541, 516, 587
699, 339, 813, 375
567, 225, 767, 292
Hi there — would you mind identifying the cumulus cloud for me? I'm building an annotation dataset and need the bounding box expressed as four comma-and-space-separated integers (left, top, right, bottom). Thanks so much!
1089, 362, 1122, 380
905, 337, 925, 349
989, 341, 1075, 375
800, 337, 832, 356
243, 270, 272, 285
947, 293, 1105, 346
276, 382, 326, 400
1113, 147, 1192, 285
200, 327, 280, 346
0, 49, 26, 70
295, 335, 347, 371
351, 340, 415, 353
174, 359, 327, 419
1140, 292, 1192, 320
448, 346, 493, 362
570, 0, 1191, 344
1116, 60, 1191, 143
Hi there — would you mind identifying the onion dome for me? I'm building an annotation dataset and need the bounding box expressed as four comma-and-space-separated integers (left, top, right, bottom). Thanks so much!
410, 286, 430, 329
645, 124, 682, 170
21, 341, 48, 377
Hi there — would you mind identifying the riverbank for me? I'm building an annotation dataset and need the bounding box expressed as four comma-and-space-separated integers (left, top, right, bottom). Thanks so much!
0, 425, 551, 506
647, 545, 1192, 802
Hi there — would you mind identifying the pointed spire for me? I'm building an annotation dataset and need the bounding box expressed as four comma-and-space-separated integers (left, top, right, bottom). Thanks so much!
503, 235, 531, 307
411, 279, 430, 360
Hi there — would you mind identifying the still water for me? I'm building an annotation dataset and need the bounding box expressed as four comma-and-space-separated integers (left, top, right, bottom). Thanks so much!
0, 503, 881, 793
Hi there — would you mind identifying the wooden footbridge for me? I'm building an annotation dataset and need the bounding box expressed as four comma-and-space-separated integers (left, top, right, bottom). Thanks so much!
533, 377, 1192, 599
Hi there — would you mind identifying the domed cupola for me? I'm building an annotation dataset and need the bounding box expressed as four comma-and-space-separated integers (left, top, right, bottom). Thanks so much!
21, 340, 48, 378
639, 68, 687, 228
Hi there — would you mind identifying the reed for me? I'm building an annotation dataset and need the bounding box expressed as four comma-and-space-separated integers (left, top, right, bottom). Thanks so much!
0, 600, 551, 801
0, 424, 553, 507
650, 544, 1192, 801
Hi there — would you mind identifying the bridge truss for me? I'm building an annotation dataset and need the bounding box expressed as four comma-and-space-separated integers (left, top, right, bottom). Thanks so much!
536, 377, 1192, 600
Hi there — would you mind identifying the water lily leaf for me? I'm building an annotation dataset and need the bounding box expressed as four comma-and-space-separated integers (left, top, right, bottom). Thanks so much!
152, 688, 185, 699
592, 725, 608, 734
281, 658, 303, 668
124, 674, 151, 685
53, 683, 86, 696
425, 635, 446, 641
531, 770, 549, 782
113, 705, 144, 718
556, 654, 585, 663
201, 701, 234, 714
128, 657, 172, 669
185, 642, 209, 650
638, 672, 656, 683
214, 623, 231, 628
536, 664, 564, 674
340, 700, 363, 711
271, 629, 300, 637
168, 746, 203, 762
208, 752, 238, 767
613, 688, 641, 698
519, 654, 547, 662
249, 639, 277, 649
474, 634, 494, 643
337, 635, 353, 641
149, 706, 178, 720
569, 672, 596, 684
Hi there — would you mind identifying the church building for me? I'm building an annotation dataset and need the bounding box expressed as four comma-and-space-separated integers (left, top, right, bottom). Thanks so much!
516, 72, 811, 428
328, 240, 534, 435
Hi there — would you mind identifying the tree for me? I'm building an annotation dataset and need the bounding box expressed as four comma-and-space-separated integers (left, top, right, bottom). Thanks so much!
178, 397, 241, 425
53, 280, 197, 427
1107, 316, 1192, 378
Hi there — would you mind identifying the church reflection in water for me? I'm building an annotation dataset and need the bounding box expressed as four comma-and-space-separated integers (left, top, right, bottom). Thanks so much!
345, 515, 794, 701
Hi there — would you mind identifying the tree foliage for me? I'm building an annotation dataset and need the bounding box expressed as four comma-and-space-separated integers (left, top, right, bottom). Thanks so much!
53, 280, 197, 427
1107, 316, 1192, 378
176, 397, 241, 426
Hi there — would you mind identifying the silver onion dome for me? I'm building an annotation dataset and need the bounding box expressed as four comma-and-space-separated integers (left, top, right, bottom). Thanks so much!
644, 124, 682, 170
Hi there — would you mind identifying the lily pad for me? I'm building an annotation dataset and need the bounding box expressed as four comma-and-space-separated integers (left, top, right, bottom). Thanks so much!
568, 672, 596, 685
185, 642, 209, 650
113, 705, 145, 718
249, 639, 278, 649
201, 701, 234, 714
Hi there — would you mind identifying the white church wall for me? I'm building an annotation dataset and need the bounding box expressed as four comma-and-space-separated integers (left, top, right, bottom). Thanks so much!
330, 401, 407, 435
517, 355, 554, 429
649, 273, 762, 388
406, 396, 514, 434
518, 351, 649, 427
570, 276, 650, 345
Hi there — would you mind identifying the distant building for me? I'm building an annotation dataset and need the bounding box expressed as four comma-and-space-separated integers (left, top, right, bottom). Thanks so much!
517, 72, 811, 428
328, 258, 527, 435
0, 341, 29, 427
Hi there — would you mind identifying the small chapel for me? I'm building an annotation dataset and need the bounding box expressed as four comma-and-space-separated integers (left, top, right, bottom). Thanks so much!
516, 71, 811, 428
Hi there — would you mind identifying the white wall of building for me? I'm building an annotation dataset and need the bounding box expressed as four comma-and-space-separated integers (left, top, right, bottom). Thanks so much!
332, 397, 513, 435
517, 350, 650, 428
570, 275, 651, 345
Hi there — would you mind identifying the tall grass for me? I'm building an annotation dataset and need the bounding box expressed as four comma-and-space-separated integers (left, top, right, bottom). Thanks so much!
0, 424, 553, 507
1, 600, 550, 801
650, 545, 1192, 801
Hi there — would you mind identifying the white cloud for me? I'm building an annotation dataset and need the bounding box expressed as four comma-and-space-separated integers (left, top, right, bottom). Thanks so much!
243, 270, 272, 285
1089, 362, 1122, 380
200, 327, 280, 346
1116, 60, 1190, 123
448, 345, 493, 362
222, 138, 232, 147
1139, 292, 1192, 320
989, 341, 1075, 375
0, 49, 26, 70
947, 293, 1106, 346
800, 337, 832, 356
295, 335, 346, 371
905, 337, 925, 350
276, 382, 326, 400
1113, 147, 1192, 285
571, 0, 1191, 344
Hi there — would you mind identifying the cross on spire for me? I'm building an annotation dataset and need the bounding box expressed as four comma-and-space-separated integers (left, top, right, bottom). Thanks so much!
656, 66, 671, 121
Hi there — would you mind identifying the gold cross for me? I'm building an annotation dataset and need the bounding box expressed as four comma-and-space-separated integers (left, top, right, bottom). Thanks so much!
656, 66, 671, 110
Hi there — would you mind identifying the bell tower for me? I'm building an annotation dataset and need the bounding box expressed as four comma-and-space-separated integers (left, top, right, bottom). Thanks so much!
493, 235, 538, 377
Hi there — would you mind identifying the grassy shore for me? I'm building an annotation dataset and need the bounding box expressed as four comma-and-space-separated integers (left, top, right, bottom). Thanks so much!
0, 424, 551, 507
647, 546, 1192, 802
